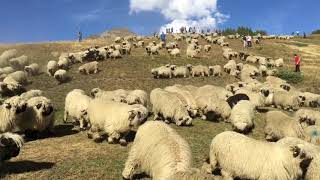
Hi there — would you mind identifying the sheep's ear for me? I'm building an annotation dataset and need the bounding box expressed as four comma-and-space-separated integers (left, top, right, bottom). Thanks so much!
4, 103, 11, 109
291, 146, 301, 158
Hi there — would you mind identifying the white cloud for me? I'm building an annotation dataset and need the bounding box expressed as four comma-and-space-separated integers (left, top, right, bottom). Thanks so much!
130, 0, 229, 32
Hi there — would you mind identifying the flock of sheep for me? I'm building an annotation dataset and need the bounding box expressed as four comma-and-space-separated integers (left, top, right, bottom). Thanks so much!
0, 32, 320, 180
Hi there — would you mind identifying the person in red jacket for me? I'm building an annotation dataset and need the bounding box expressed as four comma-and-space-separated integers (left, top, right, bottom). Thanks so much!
294, 54, 301, 72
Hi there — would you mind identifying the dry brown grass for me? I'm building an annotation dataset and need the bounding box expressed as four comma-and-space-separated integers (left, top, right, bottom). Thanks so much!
1, 35, 320, 179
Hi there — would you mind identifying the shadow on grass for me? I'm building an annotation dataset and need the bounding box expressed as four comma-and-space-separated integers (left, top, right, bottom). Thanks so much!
0, 161, 55, 177
53, 124, 79, 138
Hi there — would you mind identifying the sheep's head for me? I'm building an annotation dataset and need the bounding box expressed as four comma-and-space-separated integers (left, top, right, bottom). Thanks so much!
128, 109, 143, 128
90, 88, 101, 97
3, 96, 27, 114
78, 67, 85, 74
290, 145, 313, 173
126, 95, 141, 105
0, 133, 23, 161
170, 65, 177, 71
28, 97, 54, 117
280, 84, 291, 91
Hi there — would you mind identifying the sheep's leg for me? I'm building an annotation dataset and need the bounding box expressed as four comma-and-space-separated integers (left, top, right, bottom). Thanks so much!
107, 131, 121, 144
221, 169, 233, 180
79, 118, 86, 131
63, 110, 68, 123
122, 148, 140, 179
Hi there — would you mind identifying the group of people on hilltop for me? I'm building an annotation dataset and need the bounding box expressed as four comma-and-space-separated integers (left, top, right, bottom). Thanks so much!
242, 35, 253, 48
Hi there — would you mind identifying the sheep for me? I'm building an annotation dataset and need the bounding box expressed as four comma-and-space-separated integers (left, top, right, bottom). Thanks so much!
240, 64, 260, 81
195, 85, 232, 101
208, 65, 222, 76
57, 53, 71, 70
267, 90, 299, 111
114, 36, 122, 43
295, 109, 320, 128
146, 45, 159, 55
204, 45, 211, 52
245, 55, 258, 63
229, 100, 254, 133
68, 52, 85, 63
125, 89, 149, 106
123, 121, 197, 180
0, 49, 18, 67
306, 154, 320, 180
304, 126, 320, 145
190, 65, 209, 77
8, 55, 29, 70
172, 65, 191, 78
0, 80, 25, 97
235, 88, 265, 108
53, 69, 68, 84
0, 132, 24, 165
91, 88, 128, 103
186, 47, 200, 58
20, 89, 43, 101
275, 58, 284, 67
78, 61, 99, 75
168, 48, 180, 57
17, 96, 55, 138
226, 93, 250, 108
223, 60, 236, 74
0, 67, 14, 76
0, 96, 27, 133
298, 92, 320, 107
108, 49, 122, 59
164, 86, 198, 117
150, 88, 192, 126
264, 111, 305, 141
259, 65, 268, 76
24, 63, 40, 76
64, 89, 91, 130
152, 66, 173, 79
196, 95, 231, 121
203, 131, 312, 180
5, 71, 28, 85
236, 63, 243, 71
47, 60, 58, 76
87, 99, 147, 144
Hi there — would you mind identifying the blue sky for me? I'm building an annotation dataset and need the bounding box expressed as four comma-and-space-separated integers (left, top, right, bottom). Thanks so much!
0, 0, 319, 43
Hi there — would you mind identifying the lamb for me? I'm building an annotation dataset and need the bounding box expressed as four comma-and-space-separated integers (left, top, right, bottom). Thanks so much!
54, 69, 69, 84
190, 65, 209, 77
78, 61, 99, 75
203, 131, 312, 180
24, 63, 40, 76
16, 96, 55, 138
87, 99, 147, 144
91, 88, 128, 103
275, 58, 284, 67
172, 65, 191, 78
123, 121, 214, 180
168, 48, 180, 57
0, 49, 18, 67
208, 65, 222, 76
125, 89, 149, 107
47, 60, 58, 76
64, 89, 91, 130
0, 96, 27, 133
8, 55, 29, 70
20, 89, 43, 101
150, 88, 192, 126
0, 132, 24, 166
57, 53, 71, 70
4, 71, 28, 85
304, 126, 320, 145
229, 100, 254, 133
295, 109, 320, 128
264, 111, 305, 141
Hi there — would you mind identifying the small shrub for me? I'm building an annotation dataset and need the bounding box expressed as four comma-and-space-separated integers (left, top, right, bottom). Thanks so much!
276, 70, 304, 84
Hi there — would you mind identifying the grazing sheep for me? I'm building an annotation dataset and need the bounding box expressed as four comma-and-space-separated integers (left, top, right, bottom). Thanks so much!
0, 96, 27, 133
268, 90, 299, 111
245, 55, 258, 63
47, 60, 58, 76
265, 111, 305, 141
203, 131, 312, 180
190, 65, 209, 77
17, 96, 55, 137
275, 58, 284, 67
109, 49, 122, 59
209, 65, 222, 76
169, 48, 180, 57
64, 89, 91, 130
204, 45, 211, 52
152, 66, 173, 79
223, 60, 237, 74
78, 61, 99, 75
186, 47, 200, 58
0, 67, 14, 76
57, 53, 70, 70
123, 121, 208, 180
240, 64, 260, 81
0, 132, 24, 165
0, 49, 18, 67
150, 88, 192, 126
229, 100, 254, 133
87, 99, 147, 144
54, 69, 69, 84
8, 55, 29, 70
295, 109, 320, 128
0, 81, 25, 97
172, 65, 191, 78
24, 63, 40, 76
20, 89, 43, 101
146, 45, 159, 55
114, 37, 122, 43
5, 71, 28, 85
226, 93, 250, 108
304, 126, 320, 145
125, 90, 148, 106
91, 88, 128, 103
68, 52, 85, 63
299, 92, 320, 107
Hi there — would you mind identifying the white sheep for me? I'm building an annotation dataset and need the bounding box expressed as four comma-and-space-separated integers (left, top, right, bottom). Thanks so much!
229, 100, 254, 133
235, 88, 265, 108
209, 65, 222, 76
190, 65, 209, 77
0, 96, 27, 133
125, 89, 148, 106
54, 69, 69, 84
5, 71, 28, 85
20, 89, 43, 101
275, 58, 284, 67
0, 132, 24, 165
259, 65, 268, 76
295, 109, 320, 128
299, 92, 320, 107
9, 55, 29, 70
267, 90, 299, 111
204, 45, 211, 52
78, 61, 99, 75
87, 99, 147, 144
0, 66, 14, 75
169, 48, 180, 57
152, 66, 173, 79
172, 65, 191, 78
203, 131, 311, 180
150, 88, 192, 126
195, 85, 232, 101
91, 88, 128, 103
265, 111, 305, 141
24, 63, 40, 76
186, 47, 200, 58
68, 52, 85, 63
64, 89, 91, 130
223, 60, 237, 74
0, 49, 18, 67
109, 49, 122, 59
0, 80, 25, 97
47, 60, 58, 76
57, 53, 71, 70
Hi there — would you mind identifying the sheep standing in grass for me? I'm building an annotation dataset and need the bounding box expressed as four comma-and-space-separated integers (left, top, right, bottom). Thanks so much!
267, 90, 299, 111
24, 63, 40, 76
0, 132, 24, 166
229, 100, 254, 133
265, 111, 304, 141
91, 88, 128, 103
203, 131, 312, 180
0, 49, 18, 67
168, 48, 180, 57
204, 45, 211, 52
9, 55, 29, 70
299, 92, 320, 107
47, 60, 58, 76
87, 99, 147, 144
195, 85, 232, 101
5, 71, 28, 85
20, 89, 43, 101
0, 96, 27, 133
275, 58, 284, 67
190, 65, 209, 77
223, 60, 237, 74
209, 65, 222, 76
64, 89, 91, 130
172, 65, 191, 78
0, 79, 25, 97
57, 54, 70, 70
78, 61, 99, 75
151, 66, 173, 79
54, 69, 68, 84
150, 88, 192, 126
125, 90, 148, 106
196, 95, 231, 121
295, 109, 320, 128
0, 67, 14, 76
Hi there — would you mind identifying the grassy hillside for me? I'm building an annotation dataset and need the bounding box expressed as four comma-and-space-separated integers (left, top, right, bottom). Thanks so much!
1, 35, 320, 179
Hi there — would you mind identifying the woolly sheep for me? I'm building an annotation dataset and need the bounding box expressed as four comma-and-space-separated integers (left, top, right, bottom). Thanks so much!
196, 95, 231, 121
20, 89, 43, 101
304, 126, 320, 145
229, 100, 254, 133
299, 92, 320, 107
203, 131, 311, 180
0, 96, 27, 133
87, 99, 147, 144
152, 66, 173, 79
195, 85, 232, 101
114, 36, 122, 43
91, 88, 128, 103
186, 47, 200, 58
57, 53, 70, 70
259, 65, 268, 76
245, 55, 258, 63
172, 65, 191, 78
190, 65, 209, 77
68, 52, 85, 63
0, 132, 24, 165
5, 71, 28, 85
265, 111, 304, 141
24, 63, 40, 76
47, 60, 58, 76
208, 65, 222, 76
0, 49, 18, 67
146, 45, 159, 55
8, 55, 28, 70
267, 90, 299, 111
54, 69, 68, 84
223, 60, 236, 74
0, 67, 14, 75
150, 88, 192, 126
64, 89, 91, 130
275, 58, 284, 67
235, 88, 265, 108
295, 109, 320, 128
0, 79, 25, 97
125, 89, 148, 106
78, 61, 99, 75
204, 45, 211, 52
169, 48, 180, 57
108, 49, 122, 59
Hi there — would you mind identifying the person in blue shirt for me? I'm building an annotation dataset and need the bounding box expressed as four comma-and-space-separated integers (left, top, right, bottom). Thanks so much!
160, 32, 166, 48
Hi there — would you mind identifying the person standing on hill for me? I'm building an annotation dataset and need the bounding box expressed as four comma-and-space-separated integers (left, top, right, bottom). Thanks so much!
160, 32, 166, 48
78, 31, 82, 42
294, 54, 301, 72
242, 36, 247, 47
